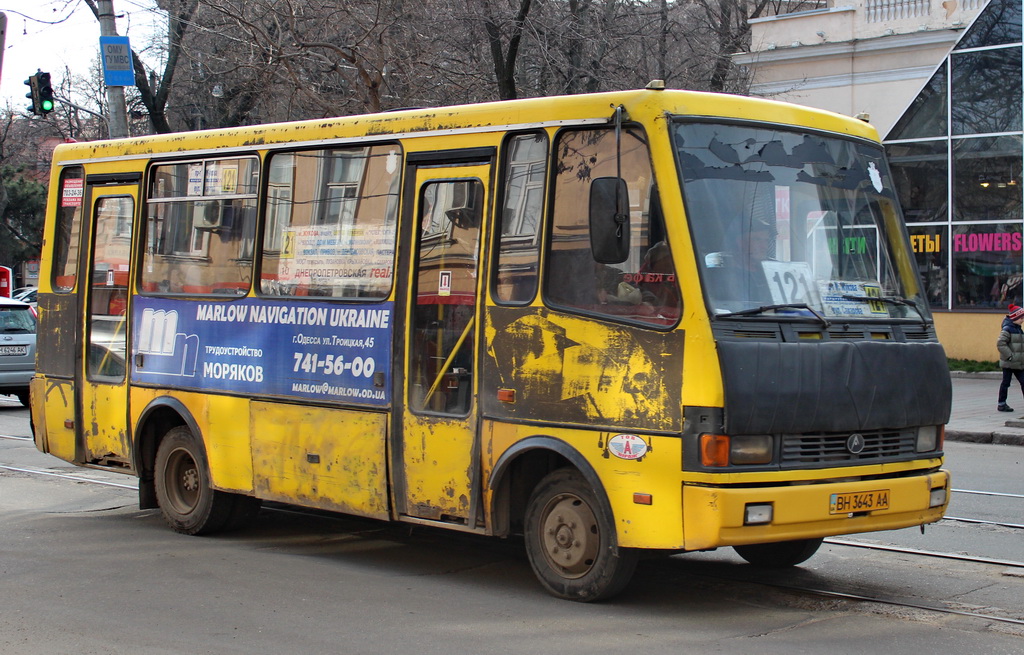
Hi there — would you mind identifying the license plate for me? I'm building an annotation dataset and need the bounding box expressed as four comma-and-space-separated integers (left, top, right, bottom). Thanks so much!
829, 489, 890, 514
0, 345, 28, 356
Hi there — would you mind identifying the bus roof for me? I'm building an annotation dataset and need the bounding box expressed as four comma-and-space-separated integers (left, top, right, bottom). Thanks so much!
52, 87, 881, 165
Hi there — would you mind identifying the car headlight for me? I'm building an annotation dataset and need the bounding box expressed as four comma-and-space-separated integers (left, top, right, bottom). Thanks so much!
731, 435, 773, 465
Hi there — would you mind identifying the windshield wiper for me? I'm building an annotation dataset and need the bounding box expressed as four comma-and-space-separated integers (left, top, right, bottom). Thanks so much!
717, 303, 831, 328
840, 295, 928, 325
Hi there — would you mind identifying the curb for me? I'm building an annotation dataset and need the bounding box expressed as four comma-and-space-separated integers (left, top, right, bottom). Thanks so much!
945, 429, 1024, 447
949, 370, 1002, 379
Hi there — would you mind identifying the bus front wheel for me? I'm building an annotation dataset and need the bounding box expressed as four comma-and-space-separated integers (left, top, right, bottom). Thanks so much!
154, 426, 235, 535
524, 468, 637, 602
733, 538, 823, 568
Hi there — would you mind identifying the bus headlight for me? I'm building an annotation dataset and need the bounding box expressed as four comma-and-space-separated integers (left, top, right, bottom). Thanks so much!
731, 435, 773, 465
700, 434, 774, 467
916, 425, 943, 452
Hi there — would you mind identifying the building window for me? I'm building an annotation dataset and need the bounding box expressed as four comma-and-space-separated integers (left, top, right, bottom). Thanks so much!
952, 222, 1023, 309
908, 225, 949, 308
952, 135, 1022, 223
888, 63, 947, 141
265, 154, 295, 253
317, 149, 368, 226
950, 48, 1022, 136
954, 0, 1021, 49
886, 0, 1024, 315
888, 140, 948, 223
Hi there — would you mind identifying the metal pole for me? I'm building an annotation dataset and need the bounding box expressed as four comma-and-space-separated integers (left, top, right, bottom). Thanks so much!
0, 13, 7, 84
97, 0, 129, 139
56, 96, 110, 126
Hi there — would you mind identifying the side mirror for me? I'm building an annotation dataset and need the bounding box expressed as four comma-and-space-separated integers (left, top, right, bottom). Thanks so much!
589, 177, 630, 264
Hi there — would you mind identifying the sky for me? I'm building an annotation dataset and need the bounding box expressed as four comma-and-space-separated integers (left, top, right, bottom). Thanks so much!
0, 1, 161, 108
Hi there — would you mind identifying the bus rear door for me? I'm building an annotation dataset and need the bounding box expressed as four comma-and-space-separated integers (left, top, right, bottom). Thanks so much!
397, 153, 492, 526
77, 176, 138, 468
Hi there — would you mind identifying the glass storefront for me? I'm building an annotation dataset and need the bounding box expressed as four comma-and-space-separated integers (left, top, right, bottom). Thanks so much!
886, 0, 1024, 312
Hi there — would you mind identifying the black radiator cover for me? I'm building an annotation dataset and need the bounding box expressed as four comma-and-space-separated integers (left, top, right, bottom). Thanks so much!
717, 339, 951, 435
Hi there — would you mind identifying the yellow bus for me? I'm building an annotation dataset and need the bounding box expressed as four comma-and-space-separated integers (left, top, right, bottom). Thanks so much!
30, 85, 951, 601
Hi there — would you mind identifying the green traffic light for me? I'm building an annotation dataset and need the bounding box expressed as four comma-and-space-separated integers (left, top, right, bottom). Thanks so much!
40, 99, 54, 112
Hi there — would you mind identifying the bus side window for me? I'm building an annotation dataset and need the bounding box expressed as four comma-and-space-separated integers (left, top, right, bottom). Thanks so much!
494, 132, 547, 304
545, 127, 680, 325
53, 167, 85, 292
142, 157, 258, 295
259, 145, 401, 300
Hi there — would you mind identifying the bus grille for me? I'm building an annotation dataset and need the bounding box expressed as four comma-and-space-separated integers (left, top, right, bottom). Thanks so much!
780, 429, 918, 465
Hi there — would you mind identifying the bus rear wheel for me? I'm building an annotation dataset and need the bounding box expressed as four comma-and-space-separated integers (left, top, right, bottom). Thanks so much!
733, 538, 823, 568
524, 468, 637, 602
155, 426, 235, 535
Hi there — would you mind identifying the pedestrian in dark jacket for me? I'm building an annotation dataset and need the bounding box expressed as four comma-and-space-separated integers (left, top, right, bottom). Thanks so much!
996, 303, 1024, 412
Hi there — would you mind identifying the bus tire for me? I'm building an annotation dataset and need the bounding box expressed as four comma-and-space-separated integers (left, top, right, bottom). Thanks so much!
733, 538, 823, 568
154, 426, 234, 535
524, 468, 638, 602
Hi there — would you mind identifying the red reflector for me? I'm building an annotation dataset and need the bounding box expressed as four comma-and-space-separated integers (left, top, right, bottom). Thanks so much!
700, 434, 730, 467
633, 493, 653, 505
497, 388, 515, 403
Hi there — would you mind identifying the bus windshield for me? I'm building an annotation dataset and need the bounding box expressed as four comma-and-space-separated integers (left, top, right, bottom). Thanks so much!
674, 121, 930, 321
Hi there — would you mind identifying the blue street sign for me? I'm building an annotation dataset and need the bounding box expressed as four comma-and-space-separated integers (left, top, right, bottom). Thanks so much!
100, 36, 135, 87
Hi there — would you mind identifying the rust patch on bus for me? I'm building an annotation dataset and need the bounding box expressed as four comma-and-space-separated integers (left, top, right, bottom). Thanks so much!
483, 307, 683, 432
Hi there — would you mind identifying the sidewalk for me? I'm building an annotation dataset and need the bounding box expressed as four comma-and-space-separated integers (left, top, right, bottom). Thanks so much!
947, 371, 1024, 446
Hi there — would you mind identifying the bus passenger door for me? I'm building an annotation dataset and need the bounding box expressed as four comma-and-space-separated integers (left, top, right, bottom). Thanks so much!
398, 162, 491, 525
77, 180, 138, 468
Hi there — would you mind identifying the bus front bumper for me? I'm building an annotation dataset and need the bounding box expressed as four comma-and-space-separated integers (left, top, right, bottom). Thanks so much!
681, 469, 950, 551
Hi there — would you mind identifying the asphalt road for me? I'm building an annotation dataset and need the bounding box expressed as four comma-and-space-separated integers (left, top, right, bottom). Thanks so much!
1, 397, 1022, 654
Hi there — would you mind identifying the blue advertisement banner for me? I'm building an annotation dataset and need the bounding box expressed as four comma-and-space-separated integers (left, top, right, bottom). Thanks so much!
131, 297, 392, 406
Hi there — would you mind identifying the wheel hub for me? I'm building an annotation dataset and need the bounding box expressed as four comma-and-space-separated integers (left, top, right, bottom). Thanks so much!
182, 467, 199, 492
165, 448, 201, 514
540, 494, 600, 578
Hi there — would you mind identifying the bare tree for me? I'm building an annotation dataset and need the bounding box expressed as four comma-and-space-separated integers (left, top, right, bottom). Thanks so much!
77, 0, 200, 134
64, 0, 821, 132
184, 0, 415, 120
480, 0, 534, 100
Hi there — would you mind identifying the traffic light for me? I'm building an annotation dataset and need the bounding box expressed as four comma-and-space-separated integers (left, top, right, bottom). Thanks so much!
24, 73, 40, 115
24, 72, 55, 116
37, 73, 55, 115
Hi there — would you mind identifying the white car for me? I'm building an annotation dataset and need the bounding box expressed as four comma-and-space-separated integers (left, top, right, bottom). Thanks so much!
12, 286, 37, 306
0, 296, 37, 406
